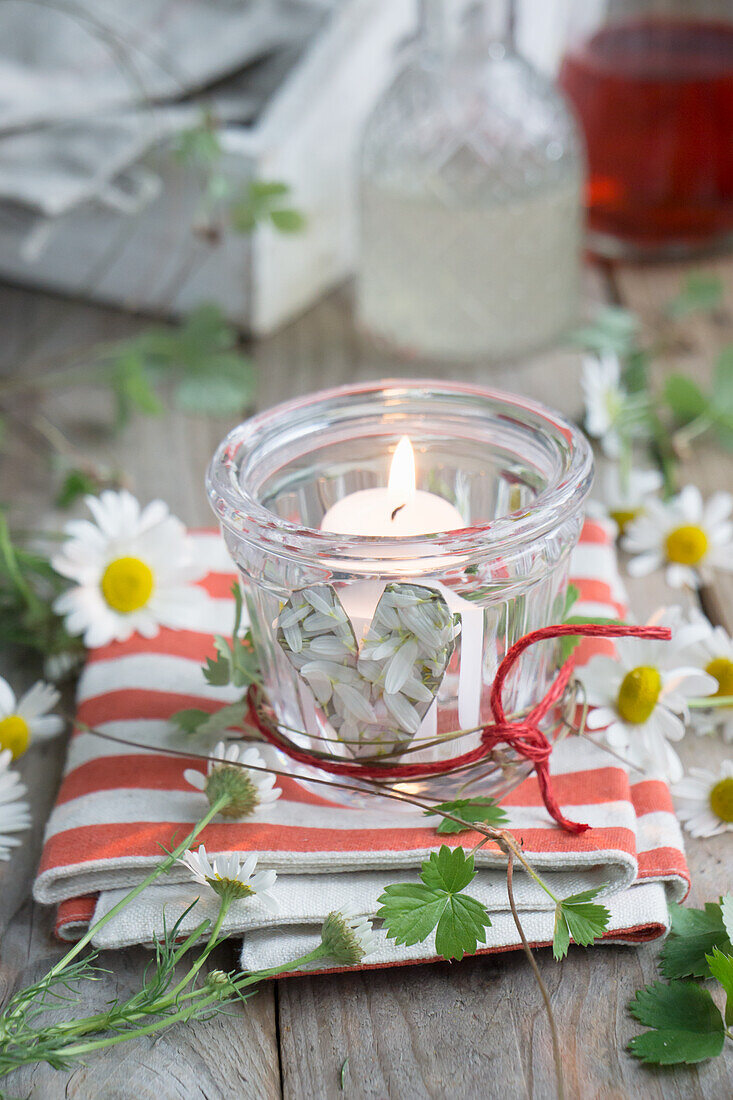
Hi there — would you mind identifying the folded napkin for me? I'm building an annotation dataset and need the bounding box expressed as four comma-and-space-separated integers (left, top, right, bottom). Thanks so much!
34, 522, 689, 971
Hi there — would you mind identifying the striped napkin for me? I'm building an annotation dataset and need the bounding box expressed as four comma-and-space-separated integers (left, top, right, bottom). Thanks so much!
33, 521, 689, 971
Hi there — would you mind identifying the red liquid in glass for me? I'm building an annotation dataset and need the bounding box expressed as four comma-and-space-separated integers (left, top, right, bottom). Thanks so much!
559, 19, 733, 251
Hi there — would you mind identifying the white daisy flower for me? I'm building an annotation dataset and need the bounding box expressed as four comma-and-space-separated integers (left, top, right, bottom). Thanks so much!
320, 903, 380, 964
184, 741, 280, 820
0, 676, 64, 759
672, 760, 733, 838
622, 485, 733, 589
178, 844, 278, 911
0, 749, 32, 860
52, 490, 205, 648
687, 621, 733, 743
578, 610, 717, 783
591, 464, 664, 536
580, 354, 648, 458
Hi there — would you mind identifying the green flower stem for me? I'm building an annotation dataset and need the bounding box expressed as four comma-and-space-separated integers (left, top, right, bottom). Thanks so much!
28, 793, 230, 1006
162, 897, 232, 1004
673, 413, 714, 449
688, 696, 733, 710
238, 944, 331, 984
501, 835, 559, 905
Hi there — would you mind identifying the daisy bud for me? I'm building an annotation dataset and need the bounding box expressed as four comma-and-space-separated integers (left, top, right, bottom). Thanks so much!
206, 969, 234, 991
320, 905, 379, 965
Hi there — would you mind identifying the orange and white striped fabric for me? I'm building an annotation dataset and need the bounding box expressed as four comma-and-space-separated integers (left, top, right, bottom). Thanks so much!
33, 521, 689, 968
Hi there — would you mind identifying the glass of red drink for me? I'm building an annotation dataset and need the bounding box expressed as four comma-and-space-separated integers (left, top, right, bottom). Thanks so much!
558, 0, 733, 258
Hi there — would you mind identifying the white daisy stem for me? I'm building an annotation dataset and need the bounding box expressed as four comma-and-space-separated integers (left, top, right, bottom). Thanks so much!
163, 897, 232, 1004
673, 413, 714, 450
36, 793, 231, 994
687, 696, 733, 710
239, 944, 332, 983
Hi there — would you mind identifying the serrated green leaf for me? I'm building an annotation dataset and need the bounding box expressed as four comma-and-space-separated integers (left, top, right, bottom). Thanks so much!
628, 980, 725, 1065
269, 208, 306, 233
721, 894, 733, 942
553, 887, 610, 959
664, 373, 710, 425
171, 708, 211, 735
203, 652, 231, 686
420, 845, 477, 894
665, 272, 724, 319
660, 901, 733, 978
377, 846, 491, 961
424, 797, 508, 835
706, 947, 733, 1027
56, 468, 100, 509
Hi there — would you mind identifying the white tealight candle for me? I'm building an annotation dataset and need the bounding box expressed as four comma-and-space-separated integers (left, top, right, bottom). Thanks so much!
321, 436, 464, 537
320, 437, 484, 742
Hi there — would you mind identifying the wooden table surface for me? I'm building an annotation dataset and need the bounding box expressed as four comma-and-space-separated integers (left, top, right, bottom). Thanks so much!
1, 257, 732, 1099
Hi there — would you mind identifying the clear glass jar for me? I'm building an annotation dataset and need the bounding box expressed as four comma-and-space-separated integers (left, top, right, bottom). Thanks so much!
356, 0, 584, 362
207, 380, 593, 806
558, 0, 733, 258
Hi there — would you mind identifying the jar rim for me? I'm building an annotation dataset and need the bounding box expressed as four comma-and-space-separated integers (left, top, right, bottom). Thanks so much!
206, 379, 594, 569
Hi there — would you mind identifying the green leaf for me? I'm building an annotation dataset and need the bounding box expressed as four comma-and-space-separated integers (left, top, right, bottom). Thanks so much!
171, 702, 248, 738
559, 616, 625, 662
628, 980, 725, 1065
171, 708, 211, 735
712, 346, 733, 413
269, 208, 306, 233
203, 651, 232, 686
664, 374, 710, 425
377, 845, 491, 961
553, 887, 610, 960
174, 367, 255, 416
229, 200, 257, 234
562, 583, 580, 618
424, 797, 508, 834
248, 180, 290, 201
706, 947, 733, 1027
56, 468, 100, 509
569, 306, 638, 356
721, 893, 733, 941
660, 901, 733, 979
665, 272, 724, 319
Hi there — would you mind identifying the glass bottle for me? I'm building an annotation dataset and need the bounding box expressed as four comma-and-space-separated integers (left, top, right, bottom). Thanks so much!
558, 0, 733, 258
356, 0, 584, 362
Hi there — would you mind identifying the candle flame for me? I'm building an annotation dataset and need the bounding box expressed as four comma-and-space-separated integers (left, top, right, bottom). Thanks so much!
388, 435, 416, 509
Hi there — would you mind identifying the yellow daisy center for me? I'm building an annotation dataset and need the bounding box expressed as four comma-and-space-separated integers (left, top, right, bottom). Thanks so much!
609, 509, 639, 535
101, 557, 154, 613
617, 666, 662, 724
705, 657, 733, 700
664, 525, 708, 566
709, 777, 733, 823
0, 714, 30, 759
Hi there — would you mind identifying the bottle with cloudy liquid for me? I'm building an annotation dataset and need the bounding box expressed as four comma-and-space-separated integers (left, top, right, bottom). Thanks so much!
357, 0, 584, 362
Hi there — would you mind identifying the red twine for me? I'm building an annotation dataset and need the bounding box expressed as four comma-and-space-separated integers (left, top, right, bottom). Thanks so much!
246, 622, 672, 834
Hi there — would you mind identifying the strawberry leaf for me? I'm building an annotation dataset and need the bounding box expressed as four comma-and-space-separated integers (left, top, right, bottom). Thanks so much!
424, 797, 509, 834
377, 846, 491, 961
628, 980, 725, 1065
553, 887, 610, 960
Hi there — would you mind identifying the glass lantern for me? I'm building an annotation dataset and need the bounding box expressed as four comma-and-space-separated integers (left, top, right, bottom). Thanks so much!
207, 381, 593, 807
356, 0, 584, 362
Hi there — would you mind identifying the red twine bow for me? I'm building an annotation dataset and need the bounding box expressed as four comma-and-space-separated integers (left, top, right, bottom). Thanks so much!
246, 622, 672, 834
